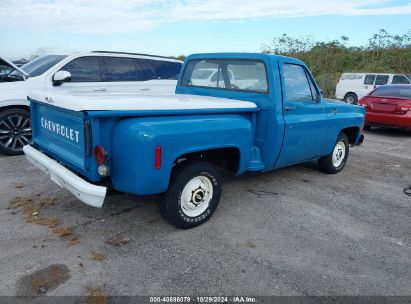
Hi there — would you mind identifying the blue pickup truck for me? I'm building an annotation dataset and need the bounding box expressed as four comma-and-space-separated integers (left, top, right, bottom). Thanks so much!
23, 53, 365, 229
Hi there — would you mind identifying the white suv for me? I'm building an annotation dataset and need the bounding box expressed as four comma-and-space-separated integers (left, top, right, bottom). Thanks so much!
335, 72, 410, 104
0, 51, 183, 155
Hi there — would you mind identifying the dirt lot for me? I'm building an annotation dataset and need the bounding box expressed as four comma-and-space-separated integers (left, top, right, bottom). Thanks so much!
0, 128, 410, 297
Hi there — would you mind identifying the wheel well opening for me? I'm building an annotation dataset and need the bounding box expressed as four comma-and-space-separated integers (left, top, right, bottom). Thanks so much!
344, 92, 357, 99
342, 127, 360, 144
0, 105, 30, 113
174, 148, 240, 174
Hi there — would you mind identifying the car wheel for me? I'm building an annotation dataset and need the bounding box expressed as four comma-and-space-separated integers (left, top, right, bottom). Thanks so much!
344, 93, 358, 105
0, 109, 32, 156
318, 133, 349, 174
161, 161, 222, 229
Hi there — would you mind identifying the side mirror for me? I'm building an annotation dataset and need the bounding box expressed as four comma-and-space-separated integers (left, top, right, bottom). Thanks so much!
52, 71, 71, 86
320, 89, 325, 97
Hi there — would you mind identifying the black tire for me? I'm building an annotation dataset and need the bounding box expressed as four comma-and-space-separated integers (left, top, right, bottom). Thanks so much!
0, 108, 31, 156
160, 161, 222, 229
318, 133, 349, 174
344, 93, 358, 105
363, 125, 372, 131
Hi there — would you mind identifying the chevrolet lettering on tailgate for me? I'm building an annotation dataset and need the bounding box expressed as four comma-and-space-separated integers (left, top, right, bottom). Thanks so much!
40, 117, 80, 143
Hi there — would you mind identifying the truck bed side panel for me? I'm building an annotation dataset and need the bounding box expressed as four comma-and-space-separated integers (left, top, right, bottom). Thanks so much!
110, 114, 253, 195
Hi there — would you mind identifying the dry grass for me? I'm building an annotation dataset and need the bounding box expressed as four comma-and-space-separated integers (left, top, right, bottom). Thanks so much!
36, 217, 60, 228
52, 225, 74, 237
69, 237, 80, 247
9, 196, 79, 246
105, 236, 130, 247
85, 286, 108, 304
90, 251, 106, 261
244, 242, 256, 249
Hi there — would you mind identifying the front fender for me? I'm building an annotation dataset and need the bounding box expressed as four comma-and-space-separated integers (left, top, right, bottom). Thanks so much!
322, 102, 365, 155
110, 114, 253, 195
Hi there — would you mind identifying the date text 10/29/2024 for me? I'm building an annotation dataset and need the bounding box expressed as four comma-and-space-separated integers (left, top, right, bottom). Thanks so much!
150, 297, 257, 303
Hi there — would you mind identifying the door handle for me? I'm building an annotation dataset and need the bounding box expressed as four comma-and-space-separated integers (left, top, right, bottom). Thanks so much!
140, 88, 150, 91
284, 106, 296, 111
331, 108, 338, 114
93, 88, 107, 92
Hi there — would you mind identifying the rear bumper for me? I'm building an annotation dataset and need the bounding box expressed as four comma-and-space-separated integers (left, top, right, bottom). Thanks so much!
23, 145, 106, 208
365, 112, 411, 129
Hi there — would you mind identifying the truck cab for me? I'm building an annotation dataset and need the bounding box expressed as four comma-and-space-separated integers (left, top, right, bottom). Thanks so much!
24, 53, 365, 229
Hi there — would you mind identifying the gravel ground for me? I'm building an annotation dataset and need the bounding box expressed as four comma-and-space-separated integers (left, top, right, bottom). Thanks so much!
0, 127, 410, 297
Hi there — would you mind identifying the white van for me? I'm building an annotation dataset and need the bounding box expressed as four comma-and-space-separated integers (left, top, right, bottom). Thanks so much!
335, 73, 410, 104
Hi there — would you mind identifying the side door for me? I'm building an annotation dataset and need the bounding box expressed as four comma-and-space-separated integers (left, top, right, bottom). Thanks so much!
275, 62, 328, 167
100, 57, 148, 94
361, 74, 376, 98
52, 56, 105, 93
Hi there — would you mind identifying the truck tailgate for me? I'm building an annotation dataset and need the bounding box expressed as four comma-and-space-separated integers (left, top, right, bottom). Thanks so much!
31, 101, 88, 172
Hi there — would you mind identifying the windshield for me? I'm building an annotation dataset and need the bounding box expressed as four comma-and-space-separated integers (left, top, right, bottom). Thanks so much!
19, 55, 67, 77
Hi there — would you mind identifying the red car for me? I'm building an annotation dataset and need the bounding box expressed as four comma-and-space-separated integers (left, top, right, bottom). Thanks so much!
358, 84, 411, 131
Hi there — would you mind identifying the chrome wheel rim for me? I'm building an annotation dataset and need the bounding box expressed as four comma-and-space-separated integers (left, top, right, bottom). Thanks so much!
181, 176, 213, 217
332, 141, 346, 167
0, 115, 31, 152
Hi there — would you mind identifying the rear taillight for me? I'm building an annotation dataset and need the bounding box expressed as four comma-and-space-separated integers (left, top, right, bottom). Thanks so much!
358, 99, 368, 108
399, 104, 411, 111
94, 145, 106, 165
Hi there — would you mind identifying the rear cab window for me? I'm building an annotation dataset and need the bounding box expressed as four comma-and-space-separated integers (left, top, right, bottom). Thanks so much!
371, 86, 411, 98
181, 59, 268, 93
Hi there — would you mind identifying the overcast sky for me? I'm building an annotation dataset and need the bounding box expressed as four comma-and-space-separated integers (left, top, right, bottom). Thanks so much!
1, 0, 411, 60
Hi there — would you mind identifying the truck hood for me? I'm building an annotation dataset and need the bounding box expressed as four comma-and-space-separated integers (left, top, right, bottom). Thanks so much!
324, 98, 365, 114
28, 91, 258, 112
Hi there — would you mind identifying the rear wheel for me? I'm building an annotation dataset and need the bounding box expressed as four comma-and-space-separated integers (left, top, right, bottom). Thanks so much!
161, 161, 222, 229
344, 93, 358, 105
318, 133, 349, 174
0, 109, 31, 156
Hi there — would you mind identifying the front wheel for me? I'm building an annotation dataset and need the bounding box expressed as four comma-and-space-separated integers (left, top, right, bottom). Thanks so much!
161, 161, 222, 229
0, 109, 32, 156
318, 133, 349, 174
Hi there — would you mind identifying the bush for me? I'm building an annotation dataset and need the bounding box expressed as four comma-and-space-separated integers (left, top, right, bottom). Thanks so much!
261, 30, 411, 98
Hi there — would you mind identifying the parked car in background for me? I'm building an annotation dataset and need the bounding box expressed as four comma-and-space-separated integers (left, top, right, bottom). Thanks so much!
0, 51, 182, 155
336, 73, 410, 104
358, 85, 411, 131
0, 57, 29, 82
